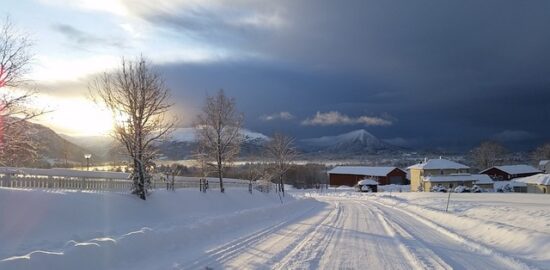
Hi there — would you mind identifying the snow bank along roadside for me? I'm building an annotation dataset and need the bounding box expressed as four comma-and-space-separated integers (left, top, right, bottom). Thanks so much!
306, 192, 550, 269
0, 188, 323, 270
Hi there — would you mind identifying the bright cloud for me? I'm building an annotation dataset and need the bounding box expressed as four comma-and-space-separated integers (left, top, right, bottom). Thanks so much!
301, 111, 392, 126
260, 111, 294, 121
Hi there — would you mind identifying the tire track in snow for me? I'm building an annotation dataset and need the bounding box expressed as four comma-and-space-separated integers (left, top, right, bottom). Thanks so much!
271, 201, 343, 270
314, 199, 417, 270
365, 201, 453, 270
180, 202, 325, 269
370, 198, 538, 270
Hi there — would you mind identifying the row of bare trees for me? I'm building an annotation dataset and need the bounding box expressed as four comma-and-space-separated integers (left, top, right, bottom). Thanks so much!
470, 141, 550, 170
87, 58, 298, 199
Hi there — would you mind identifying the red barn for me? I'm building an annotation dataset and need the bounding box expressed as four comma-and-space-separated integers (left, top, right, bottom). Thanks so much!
480, 165, 542, 181
328, 166, 407, 187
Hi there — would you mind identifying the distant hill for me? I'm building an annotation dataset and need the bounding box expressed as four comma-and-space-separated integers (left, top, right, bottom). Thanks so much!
157, 128, 270, 160
299, 129, 399, 155
60, 134, 115, 158
41, 126, 403, 163
18, 121, 94, 165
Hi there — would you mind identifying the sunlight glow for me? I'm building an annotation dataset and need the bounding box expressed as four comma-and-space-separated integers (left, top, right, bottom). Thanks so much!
33, 95, 115, 137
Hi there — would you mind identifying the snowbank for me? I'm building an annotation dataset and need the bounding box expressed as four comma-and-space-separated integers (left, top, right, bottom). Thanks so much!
378, 184, 410, 192
372, 193, 550, 268
0, 187, 322, 270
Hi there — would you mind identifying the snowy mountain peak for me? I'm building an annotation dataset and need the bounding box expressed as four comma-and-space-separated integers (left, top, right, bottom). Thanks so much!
300, 129, 395, 154
339, 129, 377, 143
170, 128, 269, 142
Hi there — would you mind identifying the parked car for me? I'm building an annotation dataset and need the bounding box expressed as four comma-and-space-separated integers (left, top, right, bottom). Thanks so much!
431, 185, 447, 192
470, 185, 482, 193
355, 185, 372, 192
361, 185, 372, 192
453, 185, 470, 193
497, 184, 514, 193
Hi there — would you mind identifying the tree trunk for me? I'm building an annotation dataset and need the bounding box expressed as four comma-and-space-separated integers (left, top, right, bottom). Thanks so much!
279, 174, 284, 197
134, 157, 146, 200
218, 160, 224, 193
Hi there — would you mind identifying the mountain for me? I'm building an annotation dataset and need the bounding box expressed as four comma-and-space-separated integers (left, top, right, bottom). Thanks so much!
299, 129, 398, 155
157, 128, 270, 160
15, 121, 94, 166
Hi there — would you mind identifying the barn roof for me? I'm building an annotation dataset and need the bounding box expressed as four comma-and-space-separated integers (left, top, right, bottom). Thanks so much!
513, 174, 550, 185
407, 158, 469, 170
327, 166, 402, 176
480, 165, 541, 175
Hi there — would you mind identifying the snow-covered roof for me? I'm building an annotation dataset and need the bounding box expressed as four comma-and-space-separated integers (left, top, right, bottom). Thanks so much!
513, 174, 550, 186
481, 165, 542, 175
327, 166, 402, 176
471, 174, 494, 184
422, 174, 476, 183
539, 160, 550, 166
407, 158, 469, 170
357, 179, 378, 185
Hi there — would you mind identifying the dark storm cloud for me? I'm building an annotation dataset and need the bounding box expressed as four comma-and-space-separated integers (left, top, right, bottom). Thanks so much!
62, 0, 550, 150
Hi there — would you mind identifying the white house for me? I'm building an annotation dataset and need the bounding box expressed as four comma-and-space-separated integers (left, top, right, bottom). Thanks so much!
513, 174, 550, 194
408, 158, 474, 192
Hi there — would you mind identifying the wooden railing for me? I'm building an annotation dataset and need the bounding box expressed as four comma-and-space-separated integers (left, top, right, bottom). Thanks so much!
0, 167, 265, 193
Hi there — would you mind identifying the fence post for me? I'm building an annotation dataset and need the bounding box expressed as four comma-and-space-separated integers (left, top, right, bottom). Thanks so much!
5, 173, 11, 188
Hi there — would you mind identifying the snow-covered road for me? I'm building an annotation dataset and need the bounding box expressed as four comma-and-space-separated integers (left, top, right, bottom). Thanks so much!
182, 195, 535, 270
3, 189, 547, 270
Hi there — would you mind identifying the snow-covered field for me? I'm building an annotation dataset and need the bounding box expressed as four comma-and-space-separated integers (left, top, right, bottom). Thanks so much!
1, 187, 549, 269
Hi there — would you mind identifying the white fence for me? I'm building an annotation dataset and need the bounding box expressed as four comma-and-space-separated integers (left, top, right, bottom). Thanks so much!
0, 167, 258, 192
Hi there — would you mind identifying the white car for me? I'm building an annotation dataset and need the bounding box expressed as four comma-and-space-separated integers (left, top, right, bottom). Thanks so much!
431, 185, 448, 192
453, 185, 470, 193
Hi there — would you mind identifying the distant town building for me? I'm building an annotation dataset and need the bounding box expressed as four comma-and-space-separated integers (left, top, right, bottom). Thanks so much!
539, 160, 550, 173
408, 158, 473, 192
471, 174, 495, 191
480, 165, 542, 181
513, 174, 550, 194
327, 166, 407, 187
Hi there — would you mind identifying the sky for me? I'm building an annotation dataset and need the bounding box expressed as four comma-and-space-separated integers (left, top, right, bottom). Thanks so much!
4, 0, 550, 151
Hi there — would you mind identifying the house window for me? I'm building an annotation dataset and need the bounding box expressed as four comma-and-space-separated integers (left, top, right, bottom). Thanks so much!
440, 170, 444, 175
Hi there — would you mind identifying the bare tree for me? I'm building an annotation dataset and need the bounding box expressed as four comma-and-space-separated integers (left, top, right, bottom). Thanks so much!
471, 141, 507, 170
0, 120, 38, 166
0, 17, 44, 166
195, 89, 243, 193
0, 17, 32, 89
264, 133, 298, 196
532, 142, 550, 163
89, 56, 174, 200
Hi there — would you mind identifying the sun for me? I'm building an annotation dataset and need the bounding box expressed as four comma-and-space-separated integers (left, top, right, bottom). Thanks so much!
33, 95, 115, 137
